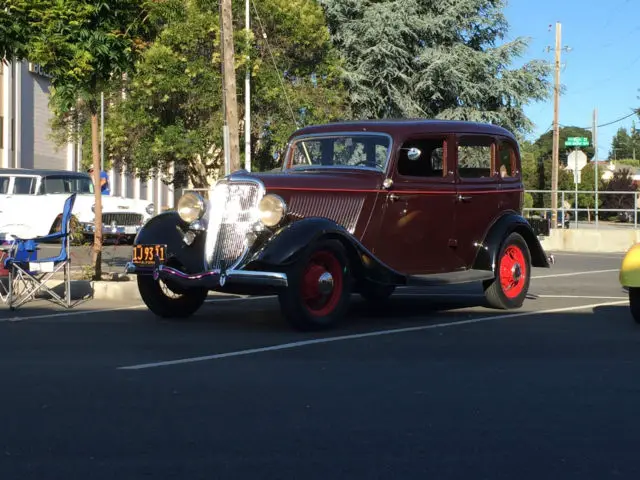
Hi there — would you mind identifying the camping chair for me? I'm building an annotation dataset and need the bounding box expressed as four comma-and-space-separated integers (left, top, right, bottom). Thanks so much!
3, 193, 77, 310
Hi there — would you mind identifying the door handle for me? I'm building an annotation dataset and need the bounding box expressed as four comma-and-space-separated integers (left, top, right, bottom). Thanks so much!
457, 194, 472, 203
389, 193, 400, 202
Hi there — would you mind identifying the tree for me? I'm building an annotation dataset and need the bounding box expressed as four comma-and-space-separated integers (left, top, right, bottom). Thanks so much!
601, 168, 638, 219
609, 127, 638, 160
577, 162, 603, 222
318, 0, 551, 135
533, 125, 595, 167
106, 0, 347, 186
0, 0, 165, 279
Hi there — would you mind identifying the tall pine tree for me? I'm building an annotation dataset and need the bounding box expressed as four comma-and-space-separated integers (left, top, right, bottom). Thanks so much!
319, 0, 551, 134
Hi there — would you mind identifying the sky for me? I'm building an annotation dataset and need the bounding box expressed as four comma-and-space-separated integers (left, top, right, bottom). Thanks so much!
504, 0, 638, 160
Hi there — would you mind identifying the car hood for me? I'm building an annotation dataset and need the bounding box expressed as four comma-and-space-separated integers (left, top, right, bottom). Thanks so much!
246, 169, 384, 192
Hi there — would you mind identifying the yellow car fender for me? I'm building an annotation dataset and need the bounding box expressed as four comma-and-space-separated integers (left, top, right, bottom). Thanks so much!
619, 243, 640, 287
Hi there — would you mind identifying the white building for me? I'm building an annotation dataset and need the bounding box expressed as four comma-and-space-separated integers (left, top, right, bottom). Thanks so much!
1, 60, 175, 210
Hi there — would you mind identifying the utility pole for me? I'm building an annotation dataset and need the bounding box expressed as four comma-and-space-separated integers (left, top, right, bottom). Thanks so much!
244, 0, 251, 172
550, 22, 562, 229
548, 22, 571, 229
593, 108, 598, 226
220, 0, 240, 174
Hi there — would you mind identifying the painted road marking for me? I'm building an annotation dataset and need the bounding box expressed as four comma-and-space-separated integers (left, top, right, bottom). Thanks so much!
117, 300, 629, 371
532, 269, 618, 279
395, 293, 627, 300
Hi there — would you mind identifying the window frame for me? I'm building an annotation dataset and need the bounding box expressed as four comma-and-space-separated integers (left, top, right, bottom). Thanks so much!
454, 134, 497, 184
283, 131, 393, 173
393, 134, 453, 181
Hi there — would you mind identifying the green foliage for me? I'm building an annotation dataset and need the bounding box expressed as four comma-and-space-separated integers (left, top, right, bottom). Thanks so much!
523, 192, 533, 209
577, 162, 603, 212
609, 125, 640, 160
533, 126, 595, 167
319, 0, 551, 134
601, 168, 638, 213
1, 0, 163, 116
106, 0, 348, 186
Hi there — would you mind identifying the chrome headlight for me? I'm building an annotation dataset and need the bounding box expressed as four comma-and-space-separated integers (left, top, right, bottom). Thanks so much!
258, 194, 287, 227
177, 193, 205, 223
146, 203, 155, 215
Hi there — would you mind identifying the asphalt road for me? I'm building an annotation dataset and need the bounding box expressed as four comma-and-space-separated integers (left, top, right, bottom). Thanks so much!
0, 252, 637, 479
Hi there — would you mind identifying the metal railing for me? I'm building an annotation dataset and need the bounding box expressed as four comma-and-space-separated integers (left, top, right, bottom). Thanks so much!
525, 190, 640, 229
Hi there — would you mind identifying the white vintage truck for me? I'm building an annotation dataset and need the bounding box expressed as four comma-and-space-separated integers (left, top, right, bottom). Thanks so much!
0, 168, 155, 243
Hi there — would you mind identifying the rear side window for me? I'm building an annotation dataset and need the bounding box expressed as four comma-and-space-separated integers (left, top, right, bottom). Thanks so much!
457, 136, 493, 179
13, 177, 37, 194
498, 141, 517, 178
397, 137, 447, 177
0, 177, 9, 194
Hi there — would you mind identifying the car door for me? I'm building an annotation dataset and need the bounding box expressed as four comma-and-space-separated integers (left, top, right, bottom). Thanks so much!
452, 134, 501, 268
372, 134, 463, 275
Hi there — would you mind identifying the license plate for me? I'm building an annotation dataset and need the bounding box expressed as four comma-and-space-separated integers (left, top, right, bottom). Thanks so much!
132, 244, 167, 266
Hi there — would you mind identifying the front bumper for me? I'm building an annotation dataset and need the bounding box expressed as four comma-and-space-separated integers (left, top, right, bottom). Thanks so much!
82, 222, 142, 236
125, 262, 288, 289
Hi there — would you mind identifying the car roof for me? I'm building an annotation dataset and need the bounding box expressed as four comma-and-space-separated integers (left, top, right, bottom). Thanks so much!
289, 119, 517, 142
0, 168, 90, 178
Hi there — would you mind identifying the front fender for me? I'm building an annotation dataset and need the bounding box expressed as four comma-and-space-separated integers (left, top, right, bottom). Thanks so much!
134, 212, 206, 274
620, 244, 640, 287
473, 213, 550, 271
245, 217, 405, 285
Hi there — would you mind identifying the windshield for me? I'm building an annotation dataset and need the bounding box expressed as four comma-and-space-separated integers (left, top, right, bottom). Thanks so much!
286, 134, 391, 171
41, 176, 94, 194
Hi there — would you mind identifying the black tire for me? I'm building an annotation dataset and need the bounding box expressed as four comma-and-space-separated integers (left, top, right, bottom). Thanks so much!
359, 282, 396, 303
278, 239, 352, 331
483, 232, 531, 309
137, 274, 208, 319
629, 288, 640, 323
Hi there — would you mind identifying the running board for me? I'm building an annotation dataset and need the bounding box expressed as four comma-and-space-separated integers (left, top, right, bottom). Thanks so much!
406, 269, 495, 286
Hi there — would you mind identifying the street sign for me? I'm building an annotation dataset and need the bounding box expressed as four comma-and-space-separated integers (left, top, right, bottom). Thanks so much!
565, 137, 589, 147
568, 150, 587, 184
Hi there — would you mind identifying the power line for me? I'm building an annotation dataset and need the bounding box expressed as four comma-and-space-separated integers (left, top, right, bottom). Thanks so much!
560, 110, 639, 131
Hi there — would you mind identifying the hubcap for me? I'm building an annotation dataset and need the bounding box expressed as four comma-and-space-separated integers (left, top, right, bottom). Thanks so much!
318, 271, 334, 295
512, 263, 522, 283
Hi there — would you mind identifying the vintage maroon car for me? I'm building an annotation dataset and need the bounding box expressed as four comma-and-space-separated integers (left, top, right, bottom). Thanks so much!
126, 119, 550, 330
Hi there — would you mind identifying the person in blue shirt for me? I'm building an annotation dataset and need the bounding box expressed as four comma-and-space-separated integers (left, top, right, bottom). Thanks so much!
88, 167, 110, 195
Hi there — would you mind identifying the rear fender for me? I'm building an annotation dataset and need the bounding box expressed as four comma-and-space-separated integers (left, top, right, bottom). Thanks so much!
473, 213, 550, 272
620, 244, 640, 287
244, 217, 405, 285
134, 212, 206, 274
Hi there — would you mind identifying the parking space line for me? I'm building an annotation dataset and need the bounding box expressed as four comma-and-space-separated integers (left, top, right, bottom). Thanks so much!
0, 295, 275, 323
532, 269, 618, 279
395, 293, 628, 300
117, 299, 629, 371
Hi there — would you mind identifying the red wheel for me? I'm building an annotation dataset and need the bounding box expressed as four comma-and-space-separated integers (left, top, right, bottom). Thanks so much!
279, 239, 352, 331
484, 232, 531, 309
499, 245, 527, 299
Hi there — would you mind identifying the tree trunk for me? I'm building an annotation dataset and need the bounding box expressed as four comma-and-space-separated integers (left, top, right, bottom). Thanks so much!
91, 113, 103, 280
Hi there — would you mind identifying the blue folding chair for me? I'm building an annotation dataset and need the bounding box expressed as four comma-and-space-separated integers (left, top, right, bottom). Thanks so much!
3, 193, 77, 310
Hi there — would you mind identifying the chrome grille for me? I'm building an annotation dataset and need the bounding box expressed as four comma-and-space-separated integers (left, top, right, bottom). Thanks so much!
102, 212, 144, 226
289, 194, 364, 233
204, 179, 262, 270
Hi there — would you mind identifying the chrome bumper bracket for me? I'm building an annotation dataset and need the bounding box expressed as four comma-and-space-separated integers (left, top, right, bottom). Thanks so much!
125, 262, 288, 289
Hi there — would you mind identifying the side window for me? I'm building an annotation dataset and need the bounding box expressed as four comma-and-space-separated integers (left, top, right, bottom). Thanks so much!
42, 176, 68, 194
457, 136, 493, 179
397, 137, 446, 177
13, 177, 36, 194
498, 141, 517, 178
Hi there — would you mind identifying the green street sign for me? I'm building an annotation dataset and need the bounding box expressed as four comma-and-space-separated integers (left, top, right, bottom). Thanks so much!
565, 137, 589, 147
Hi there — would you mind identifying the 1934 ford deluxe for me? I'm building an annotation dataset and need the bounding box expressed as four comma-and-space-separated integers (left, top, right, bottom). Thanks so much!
125, 120, 551, 330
